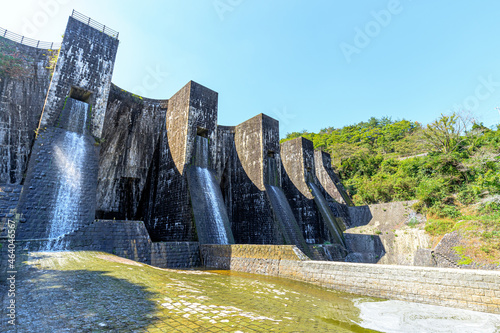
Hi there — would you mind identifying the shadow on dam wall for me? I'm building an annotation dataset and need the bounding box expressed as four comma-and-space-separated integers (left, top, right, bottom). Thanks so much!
344, 205, 386, 263
347, 205, 373, 228
344, 233, 386, 263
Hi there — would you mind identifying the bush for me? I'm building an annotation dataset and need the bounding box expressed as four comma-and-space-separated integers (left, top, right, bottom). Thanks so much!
416, 177, 447, 207
425, 218, 456, 236
428, 204, 461, 219
411, 200, 426, 213
478, 199, 500, 214
457, 186, 479, 205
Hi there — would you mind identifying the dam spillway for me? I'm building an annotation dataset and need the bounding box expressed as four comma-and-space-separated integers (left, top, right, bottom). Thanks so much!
187, 136, 234, 245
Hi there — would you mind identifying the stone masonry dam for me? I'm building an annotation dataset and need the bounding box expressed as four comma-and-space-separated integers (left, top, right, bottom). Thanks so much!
0, 11, 499, 316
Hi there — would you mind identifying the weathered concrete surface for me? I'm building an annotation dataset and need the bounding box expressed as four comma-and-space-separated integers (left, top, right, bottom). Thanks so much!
280, 138, 324, 244
347, 201, 431, 266
281, 137, 314, 199
142, 81, 219, 242
38, 16, 119, 138
0, 185, 22, 228
0, 38, 54, 184
16, 125, 100, 240
234, 114, 266, 191
228, 114, 285, 245
314, 150, 353, 206
96, 84, 167, 220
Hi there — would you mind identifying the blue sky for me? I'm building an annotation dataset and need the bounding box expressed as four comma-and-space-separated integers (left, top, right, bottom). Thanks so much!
2, 1, 500, 136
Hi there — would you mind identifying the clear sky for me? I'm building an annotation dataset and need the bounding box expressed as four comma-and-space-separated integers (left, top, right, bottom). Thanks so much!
2, 1, 500, 137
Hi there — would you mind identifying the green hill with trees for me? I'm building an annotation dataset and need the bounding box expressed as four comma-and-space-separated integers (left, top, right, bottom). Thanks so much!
281, 113, 500, 265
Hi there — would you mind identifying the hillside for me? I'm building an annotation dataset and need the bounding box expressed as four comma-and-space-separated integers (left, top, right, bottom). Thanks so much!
281, 113, 500, 267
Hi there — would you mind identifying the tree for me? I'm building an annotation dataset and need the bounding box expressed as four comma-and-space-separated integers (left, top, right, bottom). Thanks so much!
423, 112, 471, 153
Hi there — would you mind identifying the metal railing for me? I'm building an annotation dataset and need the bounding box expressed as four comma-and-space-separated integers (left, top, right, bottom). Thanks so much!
0, 27, 61, 49
71, 10, 119, 39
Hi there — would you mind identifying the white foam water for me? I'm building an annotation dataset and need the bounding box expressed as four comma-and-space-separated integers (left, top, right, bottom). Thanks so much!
355, 299, 500, 333
46, 100, 88, 250
195, 166, 229, 244
309, 182, 345, 246
47, 131, 86, 243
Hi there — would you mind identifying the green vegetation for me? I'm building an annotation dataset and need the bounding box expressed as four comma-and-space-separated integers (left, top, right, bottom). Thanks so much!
46, 48, 60, 75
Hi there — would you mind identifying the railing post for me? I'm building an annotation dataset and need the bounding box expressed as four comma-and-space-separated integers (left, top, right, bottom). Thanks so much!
37, 40, 40, 48
51, 42, 53, 49
88, 17, 91, 25
116, 32, 119, 39
3, 29, 7, 37
21, 36, 24, 44
103, 25, 105, 33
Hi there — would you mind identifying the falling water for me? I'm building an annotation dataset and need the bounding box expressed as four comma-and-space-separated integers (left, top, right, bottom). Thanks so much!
187, 136, 234, 244
266, 184, 311, 257
308, 182, 346, 247
195, 166, 229, 244
46, 100, 89, 249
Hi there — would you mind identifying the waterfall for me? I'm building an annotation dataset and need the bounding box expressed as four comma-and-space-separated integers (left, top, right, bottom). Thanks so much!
187, 136, 234, 245
195, 166, 229, 244
266, 184, 312, 257
46, 99, 89, 249
308, 182, 345, 247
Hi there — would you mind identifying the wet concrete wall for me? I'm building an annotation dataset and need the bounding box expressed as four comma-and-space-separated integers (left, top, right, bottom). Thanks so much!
38, 16, 119, 139
228, 114, 284, 245
96, 84, 167, 220
281, 137, 324, 244
0, 38, 54, 184
16, 104, 99, 240
314, 150, 353, 206
141, 81, 219, 242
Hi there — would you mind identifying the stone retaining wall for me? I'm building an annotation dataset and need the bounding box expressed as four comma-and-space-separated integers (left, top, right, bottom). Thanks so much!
0, 185, 22, 225
65, 220, 201, 268
201, 244, 500, 314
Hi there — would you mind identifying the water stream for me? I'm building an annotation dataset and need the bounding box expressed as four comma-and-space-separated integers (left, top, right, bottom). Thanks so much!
187, 136, 234, 244
46, 99, 89, 249
309, 182, 346, 247
266, 184, 312, 257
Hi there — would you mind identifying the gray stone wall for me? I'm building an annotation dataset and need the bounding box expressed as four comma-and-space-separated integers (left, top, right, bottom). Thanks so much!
96, 84, 167, 219
234, 114, 266, 191
281, 138, 324, 244
201, 244, 500, 314
38, 16, 119, 139
62, 220, 201, 268
142, 81, 219, 242
230, 114, 283, 244
0, 38, 54, 184
0, 185, 21, 221
16, 127, 99, 240
346, 201, 431, 266
314, 150, 353, 206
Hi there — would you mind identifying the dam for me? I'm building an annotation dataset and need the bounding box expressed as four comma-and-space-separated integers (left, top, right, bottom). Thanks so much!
0, 10, 499, 332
